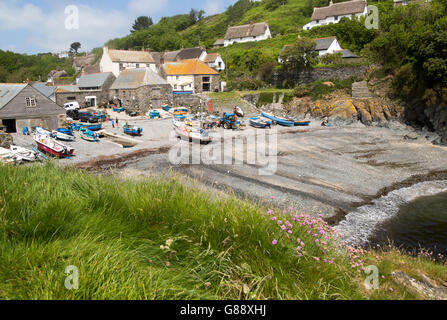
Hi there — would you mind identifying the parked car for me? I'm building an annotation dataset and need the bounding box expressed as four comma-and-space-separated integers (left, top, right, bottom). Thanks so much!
78, 112, 99, 123
66, 109, 80, 120
64, 102, 80, 111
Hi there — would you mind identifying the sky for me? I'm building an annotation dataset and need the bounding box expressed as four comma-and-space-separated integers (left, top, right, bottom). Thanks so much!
0, 0, 236, 55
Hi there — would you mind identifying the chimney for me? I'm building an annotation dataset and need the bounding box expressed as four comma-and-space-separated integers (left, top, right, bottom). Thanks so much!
160, 57, 165, 65
330, 0, 333, 5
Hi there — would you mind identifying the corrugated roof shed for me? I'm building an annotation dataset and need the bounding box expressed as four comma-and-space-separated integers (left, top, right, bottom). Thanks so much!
311, 0, 366, 21
0, 84, 27, 111
224, 22, 269, 40
77, 72, 113, 88
163, 59, 219, 76
110, 68, 168, 90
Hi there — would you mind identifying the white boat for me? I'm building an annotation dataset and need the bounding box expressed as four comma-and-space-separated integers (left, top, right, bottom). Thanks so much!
174, 126, 211, 144
35, 126, 52, 136
52, 130, 76, 142
0, 147, 17, 164
9, 145, 38, 162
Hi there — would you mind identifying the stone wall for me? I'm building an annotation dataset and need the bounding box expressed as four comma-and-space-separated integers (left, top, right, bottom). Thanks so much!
110, 84, 173, 114
194, 75, 220, 93
173, 94, 201, 108
56, 90, 110, 108
273, 66, 368, 86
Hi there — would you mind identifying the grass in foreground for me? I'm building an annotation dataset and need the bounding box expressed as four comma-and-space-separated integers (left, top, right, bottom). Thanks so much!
0, 164, 445, 300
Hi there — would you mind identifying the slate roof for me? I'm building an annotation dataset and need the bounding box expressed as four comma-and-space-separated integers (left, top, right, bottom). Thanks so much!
83, 65, 100, 74
55, 85, 81, 93
108, 49, 155, 63
31, 82, 55, 98
311, 0, 367, 21
335, 49, 360, 58
176, 47, 206, 60
110, 68, 168, 90
314, 36, 337, 51
77, 72, 113, 88
163, 59, 219, 76
0, 84, 27, 111
224, 22, 269, 40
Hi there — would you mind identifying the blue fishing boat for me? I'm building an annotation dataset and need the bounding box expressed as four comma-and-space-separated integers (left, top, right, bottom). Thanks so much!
260, 112, 295, 127
52, 128, 75, 141
80, 128, 99, 142
123, 124, 143, 136
71, 122, 102, 131
147, 110, 160, 119
249, 117, 271, 129
113, 107, 125, 113
285, 117, 311, 126
162, 104, 170, 112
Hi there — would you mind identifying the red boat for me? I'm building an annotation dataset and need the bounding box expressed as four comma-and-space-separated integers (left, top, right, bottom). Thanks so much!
33, 134, 74, 158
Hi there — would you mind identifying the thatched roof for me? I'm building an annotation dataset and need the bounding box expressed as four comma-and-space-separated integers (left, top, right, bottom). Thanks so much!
311, 0, 367, 21
224, 22, 269, 40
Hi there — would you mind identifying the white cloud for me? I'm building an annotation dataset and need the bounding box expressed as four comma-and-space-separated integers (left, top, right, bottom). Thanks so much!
128, 0, 168, 14
204, 0, 223, 16
0, 1, 170, 53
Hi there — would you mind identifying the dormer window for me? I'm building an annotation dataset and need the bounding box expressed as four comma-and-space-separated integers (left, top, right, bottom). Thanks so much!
26, 97, 37, 107
335, 16, 338, 20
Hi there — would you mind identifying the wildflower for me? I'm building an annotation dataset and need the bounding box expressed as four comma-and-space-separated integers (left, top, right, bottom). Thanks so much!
281, 225, 286, 230
271, 216, 277, 221
289, 207, 294, 211
389, 287, 394, 292
288, 230, 293, 234
314, 257, 320, 262
272, 240, 278, 245
270, 196, 275, 200
267, 210, 273, 215
277, 220, 282, 225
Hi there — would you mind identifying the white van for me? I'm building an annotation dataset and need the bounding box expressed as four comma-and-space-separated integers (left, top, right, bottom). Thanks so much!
64, 102, 80, 111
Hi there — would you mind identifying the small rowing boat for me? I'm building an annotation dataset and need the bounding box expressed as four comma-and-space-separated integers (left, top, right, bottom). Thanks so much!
249, 117, 271, 129
174, 126, 211, 144
52, 128, 76, 141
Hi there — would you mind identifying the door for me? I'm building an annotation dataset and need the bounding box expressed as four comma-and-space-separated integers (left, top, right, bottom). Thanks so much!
2, 119, 16, 133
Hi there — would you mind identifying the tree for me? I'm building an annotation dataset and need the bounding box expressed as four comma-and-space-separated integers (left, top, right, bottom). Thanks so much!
131, 16, 153, 33
189, 9, 205, 24
279, 38, 318, 72
70, 42, 81, 54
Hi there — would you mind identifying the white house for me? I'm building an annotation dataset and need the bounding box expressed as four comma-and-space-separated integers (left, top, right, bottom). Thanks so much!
100, 47, 157, 77
314, 36, 342, 56
204, 53, 225, 72
223, 22, 272, 47
303, 0, 368, 30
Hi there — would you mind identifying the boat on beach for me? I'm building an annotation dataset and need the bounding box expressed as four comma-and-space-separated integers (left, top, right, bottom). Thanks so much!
260, 112, 295, 127
123, 124, 143, 136
285, 117, 311, 126
174, 126, 211, 144
80, 129, 99, 142
52, 128, 76, 141
71, 122, 102, 132
249, 117, 271, 129
33, 134, 74, 157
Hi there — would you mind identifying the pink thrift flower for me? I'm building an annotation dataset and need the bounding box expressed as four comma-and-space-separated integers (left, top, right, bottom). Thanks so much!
272, 240, 277, 245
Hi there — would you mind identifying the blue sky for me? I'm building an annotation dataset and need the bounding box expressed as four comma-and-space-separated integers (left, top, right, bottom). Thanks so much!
0, 0, 236, 54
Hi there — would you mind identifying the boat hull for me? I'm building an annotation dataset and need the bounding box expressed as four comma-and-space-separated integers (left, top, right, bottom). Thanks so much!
34, 138, 74, 158
261, 112, 295, 127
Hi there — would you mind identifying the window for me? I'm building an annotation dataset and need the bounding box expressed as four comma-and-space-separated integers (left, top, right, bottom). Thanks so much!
25, 97, 37, 107
174, 84, 177, 89
316, 20, 319, 23
119, 63, 124, 71
203, 77, 210, 83
335, 16, 338, 20
147, 64, 150, 67
136, 64, 140, 68
176, 76, 180, 80
67, 96, 76, 101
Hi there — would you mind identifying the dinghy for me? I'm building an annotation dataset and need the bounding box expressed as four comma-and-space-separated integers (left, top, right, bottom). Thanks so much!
260, 112, 295, 127
52, 128, 76, 141
285, 117, 311, 126
249, 117, 271, 129
33, 134, 74, 157
9, 145, 38, 162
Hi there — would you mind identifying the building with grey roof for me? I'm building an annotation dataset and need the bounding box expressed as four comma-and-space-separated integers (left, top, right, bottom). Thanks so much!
31, 82, 56, 102
55, 72, 116, 108
223, 22, 271, 47
0, 83, 65, 133
109, 68, 173, 114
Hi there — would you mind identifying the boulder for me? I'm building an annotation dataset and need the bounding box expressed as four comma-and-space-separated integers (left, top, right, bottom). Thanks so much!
327, 99, 358, 125
0, 133, 13, 148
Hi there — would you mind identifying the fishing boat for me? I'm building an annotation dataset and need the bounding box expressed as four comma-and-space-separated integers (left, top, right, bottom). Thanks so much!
172, 118, 186, 128
162, 104, 170, 112
71, 122, 102, 132
147, 109, 160, 119
249, 117, 271, 129
33, 134, 74, 157
171, 107, 188, 116
123, 124, 143, 136
80, 129, 99, 142
9, 145, 39, 162
52, 128, 76, 141
174, 126, 211, 144
285, 117, 311, 126
34, 126, 52, 136
260, 112, 295, 127
113, 106, 125, 113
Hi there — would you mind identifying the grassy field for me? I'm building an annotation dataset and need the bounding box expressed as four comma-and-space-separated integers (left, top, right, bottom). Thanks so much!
0, 164, 445, 299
